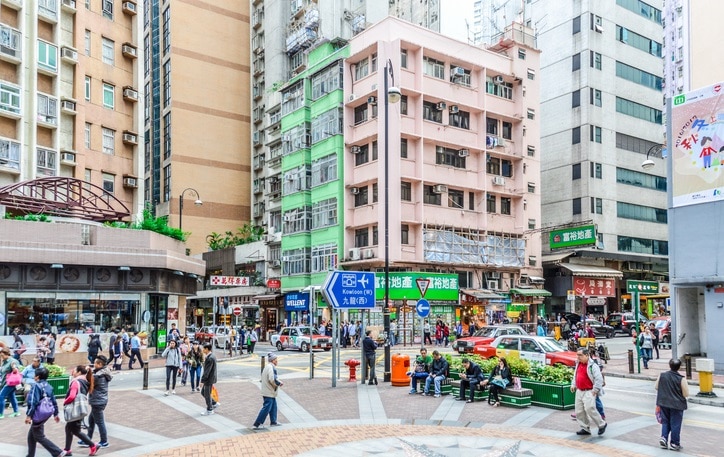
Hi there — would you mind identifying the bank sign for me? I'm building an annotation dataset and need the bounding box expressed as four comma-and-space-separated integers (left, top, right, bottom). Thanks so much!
549, 225, 596, 249
374, 272, 458, 301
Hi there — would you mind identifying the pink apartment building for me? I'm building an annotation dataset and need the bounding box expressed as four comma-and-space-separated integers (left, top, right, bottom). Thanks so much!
343, 17, 544, 319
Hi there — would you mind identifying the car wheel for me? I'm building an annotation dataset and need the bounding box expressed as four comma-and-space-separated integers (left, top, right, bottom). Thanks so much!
627, 326, 633, 336
662, 335, 670, 344
276, 342, 284, 351
324, 348, 331, 352
606, 331, 613, 339
301, 342, 309, 352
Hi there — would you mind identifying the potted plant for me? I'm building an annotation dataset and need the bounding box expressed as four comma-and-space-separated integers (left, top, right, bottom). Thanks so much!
520, 363, 575, 410
46, 364, 70, 398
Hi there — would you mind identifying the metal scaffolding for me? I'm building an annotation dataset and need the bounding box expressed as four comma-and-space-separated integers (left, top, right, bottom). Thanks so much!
423, 224, 525, 267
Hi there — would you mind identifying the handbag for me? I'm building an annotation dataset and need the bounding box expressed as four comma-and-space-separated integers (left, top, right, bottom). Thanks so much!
64, 392, 90, 422
211, 385, 219, 403
16, 344, 27, 356
655, 405, 662, 424
5, 370, 22, 387
32, 384, 55, 423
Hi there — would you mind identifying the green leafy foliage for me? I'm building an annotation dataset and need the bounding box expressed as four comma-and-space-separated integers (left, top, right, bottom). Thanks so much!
130, 208, 186, 241
4, 213, 51, 222
205, 223, 265, 251
46, 364, 67, 378
527, 363, 574, 384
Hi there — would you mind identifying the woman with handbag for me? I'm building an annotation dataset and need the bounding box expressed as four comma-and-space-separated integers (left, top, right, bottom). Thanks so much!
62, 366, 98, 456
482, 357, 513, 407
0, 347, 22, 419
188, 341, 204, 392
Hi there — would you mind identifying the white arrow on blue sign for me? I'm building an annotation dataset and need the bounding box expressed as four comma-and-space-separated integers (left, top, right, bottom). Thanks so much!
322, 270, 376, 309
416, 299, 430, 318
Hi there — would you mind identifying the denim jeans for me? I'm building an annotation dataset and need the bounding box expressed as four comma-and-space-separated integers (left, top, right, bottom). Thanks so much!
641, 348, 653, 367
253, 396, 278, 426
409, 372, 428, 392
165, 366, 179, 391
190, 365, 202, 390
87, 404, 107, 443
660, 406, 684, 446
0, 385, 18, 414
424, 375, 445, 394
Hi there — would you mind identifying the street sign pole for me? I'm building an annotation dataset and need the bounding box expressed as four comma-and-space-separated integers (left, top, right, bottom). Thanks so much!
332, 306, 337, 387
309, 286, 315, 380
634, 289, 641, 374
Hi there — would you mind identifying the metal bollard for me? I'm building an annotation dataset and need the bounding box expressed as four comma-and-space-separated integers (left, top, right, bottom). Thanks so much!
143, 361, 149, 390
261, 355, 266, 376
684, 353, 692, 380
627, 349, 634, 374
310, 353, 315, 378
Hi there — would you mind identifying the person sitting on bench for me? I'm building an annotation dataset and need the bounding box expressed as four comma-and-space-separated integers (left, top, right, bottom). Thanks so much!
457, 358, 484, 404
481, 357, 513, 407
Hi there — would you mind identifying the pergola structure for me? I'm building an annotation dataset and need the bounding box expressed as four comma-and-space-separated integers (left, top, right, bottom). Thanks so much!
0, 177, 130, 222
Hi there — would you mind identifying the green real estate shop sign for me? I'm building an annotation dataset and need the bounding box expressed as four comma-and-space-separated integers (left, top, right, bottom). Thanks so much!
375, 272, 459, 301
549, 224, 597, 249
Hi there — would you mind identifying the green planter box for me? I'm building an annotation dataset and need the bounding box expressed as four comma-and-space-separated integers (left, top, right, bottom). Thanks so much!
520, 379, 575, 410
448, 371, 461, 381
451, 386, 488, 401
48, 376, 71, 398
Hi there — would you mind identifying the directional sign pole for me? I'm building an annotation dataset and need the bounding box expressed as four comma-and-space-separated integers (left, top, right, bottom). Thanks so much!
634, 289, 641, 374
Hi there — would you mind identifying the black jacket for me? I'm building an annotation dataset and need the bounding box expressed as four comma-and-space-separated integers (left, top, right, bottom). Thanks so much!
430, 357, 449, 377
362, 336, 377, 357
463, 361, 484, 382
489, 365, 513, 384
201, 352, 217, 384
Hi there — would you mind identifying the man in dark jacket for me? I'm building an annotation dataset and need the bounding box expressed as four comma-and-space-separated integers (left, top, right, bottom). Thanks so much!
655, 358, 688, 451
424, 350, 449, 397
362, 330, 378, 385
458, 358, 484, 403
200, 344, 218, 415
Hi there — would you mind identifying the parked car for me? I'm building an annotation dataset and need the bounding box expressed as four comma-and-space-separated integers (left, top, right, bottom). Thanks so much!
647, 316, 672, 344
185, 326, 197, 340
271, 326, 332, 352
473, 335, 578, 367
606, 312, 648, 336
584, 319, 615, 339
453, 325, 527, 353
195, 326, 232, 349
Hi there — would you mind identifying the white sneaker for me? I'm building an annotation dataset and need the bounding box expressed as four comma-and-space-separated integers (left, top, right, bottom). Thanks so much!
172, 390, 176, 395
201, 410, 214, 416
164, 391, 169, 396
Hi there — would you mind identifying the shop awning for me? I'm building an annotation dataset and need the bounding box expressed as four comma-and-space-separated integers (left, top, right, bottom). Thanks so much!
509, 288, 552, 297
254, 294, 283, 301
542, 252, 574, 264
461, 288, 505, 300
560, 264, 623, 278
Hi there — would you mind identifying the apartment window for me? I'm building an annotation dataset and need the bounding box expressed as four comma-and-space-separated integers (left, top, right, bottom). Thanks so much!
311, 61, 342, 100
400, 49, 408, 68
616, 0, 662, 24
311, 243, 338, 273
572, 53, 581, 71
527, 109, 535, 120
616, 25, 662, 57
423, 56, 445, 79
590, 88, 602, 106
528, 219, 536, 229
283, 164, 312, 195
312, 198, 337, 229
527, 182, 536, 193
401, 182, 412, 201
423, 185, 442, 205
486, 117, 499, 135
469, 192, 474, 210
282, 247, 311, 275
84, 169, 91, 190
422, 101, 442, 123
529, 256, 537, 267
572, 127, 581, 144
591, 162, 602, 178
502, 122, 512, 140
84, 30, 91, 56
283, 207, 312, 233
102, 128, 115, 154
449, 109, 470, 129
500, 197, 511, 215
591, 197, 603, 214
401, 224, 409, 245
527, 145, 535, 157
311, 107, 343, 144
372, 141, 378, 160
162, 7, 170, 55
450, 66, 471, 86
486, 157, 512, 177
163, 113, 171, 159
448, 189, 464, 209
590, 14, 602, 31
400, 95, 408, 115
573, 198, 582, 215
103, 83, 114, 109
616, 97, 662, 124
617, 202, 667, 223
37, 93, 57, 125
372, 182, 378, 203
572, 90, 580, 108
400, 138, 408, 158
590, 125, 602, 143
618, 236, 668, 255
616, 167, 666, 191
354, 186, 369, 207
311, 154, 337, 187
102, 0, 113, 20
36, 148, 56, 176
572, 163, 581, 180
84, 123, 91, 149
354, 104, 368, 125
37, 41, 58, 73
282, 122, 311, 155
354, 56, 369, 80
163, 60, 171, 107
615, 132, 660, 155
281, 81, 303, 115
163, 165, 171, 201
354, 228, 369, 248
101, 37, 114, 65
436, 146, 466, 169
615, 61, 662, 91
85, 0, 90, 9
518, 48, 526, 60
527, 69, 535, 80
84, 76, 91, 100
486, 78, 513, 99
572, 15, 581, 34
486, 194, 496, 213
102, 172, 114, 194
590, 51, 602, 70
354, 144, 369, 166
0, 139, 20, 171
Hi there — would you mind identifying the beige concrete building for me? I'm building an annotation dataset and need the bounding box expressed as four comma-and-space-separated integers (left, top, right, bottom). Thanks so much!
144, 0, 252, 254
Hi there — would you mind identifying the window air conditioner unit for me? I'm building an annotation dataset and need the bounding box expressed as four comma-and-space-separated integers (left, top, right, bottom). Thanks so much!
493, 75, 504, 84
349, 248, 361, 261
449, 105, 459, 114
349, 94, 356, 102
60, 151, 76, 164
458, 149, 469, 157
350, 187, 360, 195
351, 146, 362, 154
432, 184, 447, 194
122, 176, 138, 188
492, 176, 505, 186
61, 47, 78, 63
122, 43, 137, 58
61, 0, 76, 10
363, 249, 374, 259
367, 96, 377, 105
594, 24, 603, 33
451, 66, 465, 77
436, 101, 446, 111
122, 132, 138, 144
61, 99, 76, 113
488, 271, 501, 279
270, 260, 281, 268
122, 1, 137, 15
488, 280, 499, 290
123, 87, 139, 101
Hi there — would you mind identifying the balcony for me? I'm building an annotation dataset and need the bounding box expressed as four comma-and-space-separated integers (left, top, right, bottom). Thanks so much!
0, 26, 22, 64
0, 137, 21, 172
0, 82, 21, 119
38, 0, 59, 23
37, 94, 58, 128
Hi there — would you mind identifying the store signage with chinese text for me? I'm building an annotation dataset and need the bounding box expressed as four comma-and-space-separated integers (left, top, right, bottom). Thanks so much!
549, 225, 596, 249
573, 278, 616, 297
267, 279, 281, 289
210, 276, 250, 286
374, 272, 459, 301
626, 280, 659, 294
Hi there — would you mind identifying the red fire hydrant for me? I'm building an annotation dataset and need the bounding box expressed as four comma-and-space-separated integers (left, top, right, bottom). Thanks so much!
345, 358, 361, 382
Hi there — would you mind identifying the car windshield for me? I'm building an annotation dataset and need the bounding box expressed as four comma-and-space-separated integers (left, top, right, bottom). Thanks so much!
649, 320, 668, 329
473, 327, 498, 337
539, 338, 567, 352
297, 327, 321, 336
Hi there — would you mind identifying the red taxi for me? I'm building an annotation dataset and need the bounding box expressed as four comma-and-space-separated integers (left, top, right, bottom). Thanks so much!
453, 325, 527, 353
473, 335, 578, 367
271, 326, 332, 352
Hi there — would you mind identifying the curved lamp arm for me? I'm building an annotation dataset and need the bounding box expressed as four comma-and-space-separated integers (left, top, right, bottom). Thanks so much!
179, 188, 203, 231
641, 145, 664, 170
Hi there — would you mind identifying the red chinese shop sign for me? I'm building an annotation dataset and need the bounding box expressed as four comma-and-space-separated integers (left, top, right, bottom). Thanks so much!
573, 278, 615, 297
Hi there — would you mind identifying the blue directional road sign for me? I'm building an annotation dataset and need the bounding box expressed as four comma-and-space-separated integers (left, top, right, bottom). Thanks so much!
322, 270, 376, 309
416, 299, 430, 318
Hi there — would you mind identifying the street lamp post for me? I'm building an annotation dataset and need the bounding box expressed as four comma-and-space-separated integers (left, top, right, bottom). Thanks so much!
383, 59, 401, 382
179, 188, 203, 231
641, 144, 664, 170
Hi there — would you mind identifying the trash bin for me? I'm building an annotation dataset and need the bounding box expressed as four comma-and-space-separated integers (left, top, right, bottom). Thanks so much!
391, 353, 410, 387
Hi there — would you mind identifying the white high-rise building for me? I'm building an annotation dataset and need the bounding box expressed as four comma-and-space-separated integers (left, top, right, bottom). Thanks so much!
472, 0, 529, 46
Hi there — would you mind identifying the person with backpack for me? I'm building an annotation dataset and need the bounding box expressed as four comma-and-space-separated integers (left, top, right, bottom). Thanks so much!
87, 334, 102, 365
81, 356, 112, 449
62, 365, 98, 456
187, 341, 204, 392
24, 366, 64, 457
